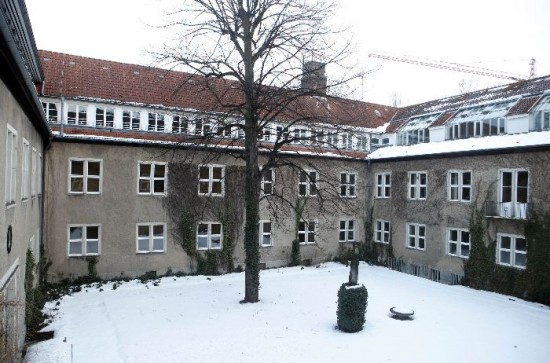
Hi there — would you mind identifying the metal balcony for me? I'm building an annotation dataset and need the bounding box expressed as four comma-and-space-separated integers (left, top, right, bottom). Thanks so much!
485, 201, 532, 220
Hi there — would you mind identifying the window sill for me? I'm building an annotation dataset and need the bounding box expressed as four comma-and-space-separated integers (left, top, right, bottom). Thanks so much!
5, 202, 16, 209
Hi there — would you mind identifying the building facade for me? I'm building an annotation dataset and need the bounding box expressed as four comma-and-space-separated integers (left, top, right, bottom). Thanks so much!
36, 50, 550, 292
0, 0, 50, 357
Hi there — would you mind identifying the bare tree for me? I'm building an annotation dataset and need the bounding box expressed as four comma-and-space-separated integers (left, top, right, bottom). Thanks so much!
158, 0, 365, 303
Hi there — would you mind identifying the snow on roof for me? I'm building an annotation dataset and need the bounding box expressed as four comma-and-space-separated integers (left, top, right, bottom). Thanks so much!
368, 130, 550, 160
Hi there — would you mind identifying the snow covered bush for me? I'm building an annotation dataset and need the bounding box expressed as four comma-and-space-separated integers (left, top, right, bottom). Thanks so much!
336, 282, 368, 332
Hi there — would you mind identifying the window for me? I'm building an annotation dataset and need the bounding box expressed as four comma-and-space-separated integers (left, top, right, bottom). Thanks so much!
408, 172, 427, 200
123, 110, 141, 130
497, 234, 527, 269
298, 220, 317, 244
31, 147, 37, 197
448, 171, 471, 202
339, 219, 355, 242
326, 132, 339, 148
196, 222, 222, 250
375, 220, 390, 243
356, 134, 369, 151
447, 228, 470, 258
198, 165, 224, 196
406, 223, 426, 250
293, 127, 308, 144
95, 107, 114, 128
499, 169, 529, 219
69, 159, 102, 194
42, 101, 59, 123
259, 221, 272, 247
533, 110, 550, 131
5, 125, 17, 206
376, 172, 391, 198
21, 139, 30, 200
68, 225, 100, 256
298, 170, 318, 197
341, 133, 353, 149
67, 104, 87, 125
172, 115, 189, 134
194, 118, 211, 136
261, 168, 274, 196
340, 172, 356, 198
137, 223, 166, 253
398, 128, 430, 146
138, 162, 167, 195
148, 113, 165, 132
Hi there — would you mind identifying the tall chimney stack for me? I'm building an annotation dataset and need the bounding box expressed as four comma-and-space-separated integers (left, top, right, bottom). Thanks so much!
301, 61, 327, 94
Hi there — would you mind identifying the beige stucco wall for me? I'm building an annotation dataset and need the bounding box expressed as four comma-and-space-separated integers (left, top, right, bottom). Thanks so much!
369, 150, 550, 274
44, 140, 368, 280
0, 78, 44, 347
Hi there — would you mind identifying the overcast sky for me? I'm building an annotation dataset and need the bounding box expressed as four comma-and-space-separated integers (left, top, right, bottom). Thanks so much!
26, 0, 550, 107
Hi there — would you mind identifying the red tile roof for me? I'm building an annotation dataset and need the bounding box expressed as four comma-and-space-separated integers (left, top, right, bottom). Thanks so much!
506, 95, 541, 116
39, 50, 396, 130
430, 111, 456, 127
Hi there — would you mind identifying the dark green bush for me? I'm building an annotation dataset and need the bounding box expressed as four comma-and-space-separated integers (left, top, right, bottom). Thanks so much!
337, 282, 368, 333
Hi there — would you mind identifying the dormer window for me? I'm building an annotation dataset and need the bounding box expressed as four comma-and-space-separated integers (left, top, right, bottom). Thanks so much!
67, 104, 87, 126
532, 95, 550, 131
96, 107, 114, 128
148, 113, 165, 132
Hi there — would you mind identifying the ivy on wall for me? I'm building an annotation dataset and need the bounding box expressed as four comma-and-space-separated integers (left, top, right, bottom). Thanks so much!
464, 205, 550, 305
165, 162, 244, 275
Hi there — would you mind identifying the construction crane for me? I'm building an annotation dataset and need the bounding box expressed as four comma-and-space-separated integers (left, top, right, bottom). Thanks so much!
368, 54, 535, 81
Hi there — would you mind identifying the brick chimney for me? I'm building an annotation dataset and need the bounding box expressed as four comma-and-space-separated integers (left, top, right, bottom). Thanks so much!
301, 61, 327, 94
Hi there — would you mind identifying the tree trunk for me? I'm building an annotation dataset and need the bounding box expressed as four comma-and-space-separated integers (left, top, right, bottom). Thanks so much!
349, 243, 359, 285
242, 7, 260, 303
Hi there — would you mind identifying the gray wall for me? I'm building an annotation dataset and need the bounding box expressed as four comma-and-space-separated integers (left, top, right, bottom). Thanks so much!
44, 141, 368, 280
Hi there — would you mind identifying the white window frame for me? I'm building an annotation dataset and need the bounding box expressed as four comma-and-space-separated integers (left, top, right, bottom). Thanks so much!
95, 107, 115, 128
148, 112, 165, 132
196, 222, 223, 250
292, 127, 308, 144
259, 220, 273, 247
448, 170, 472, 202
198, 165, 225, 196
406, 223, 426, 250
21, 139, 30, 200
31, 147, 37, 197
376, 172, 391, 198
497, 233, 527, 269
261, 168, 274, 196
340, 172, 357, 198
67, 224, 101, 257
447, 228, 470, 258
408, 171, 427, 200
68, 158, 102, 194
42, 101, 60, 123
298, 219, 317, 245
339, 219, 355, 242
137, 162, 167, 196
498, 169, 529, 219
172, 115, 189, 134
341, 132, 353, 149
298, 170, 319, 197
122, 110, 141, 130
136, 223, 166, 254
374, 219, 391, 244
67, 104, 87, 126
5, 125, 17, 206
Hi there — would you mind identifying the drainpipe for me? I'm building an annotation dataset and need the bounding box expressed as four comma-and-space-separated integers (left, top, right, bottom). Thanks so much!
60, 96, 65, 136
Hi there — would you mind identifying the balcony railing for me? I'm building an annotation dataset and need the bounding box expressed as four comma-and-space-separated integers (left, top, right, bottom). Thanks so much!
485, 201, 532, 220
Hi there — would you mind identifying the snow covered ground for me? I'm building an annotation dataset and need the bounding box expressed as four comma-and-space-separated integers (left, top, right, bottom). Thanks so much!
25, 263, 550, 363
